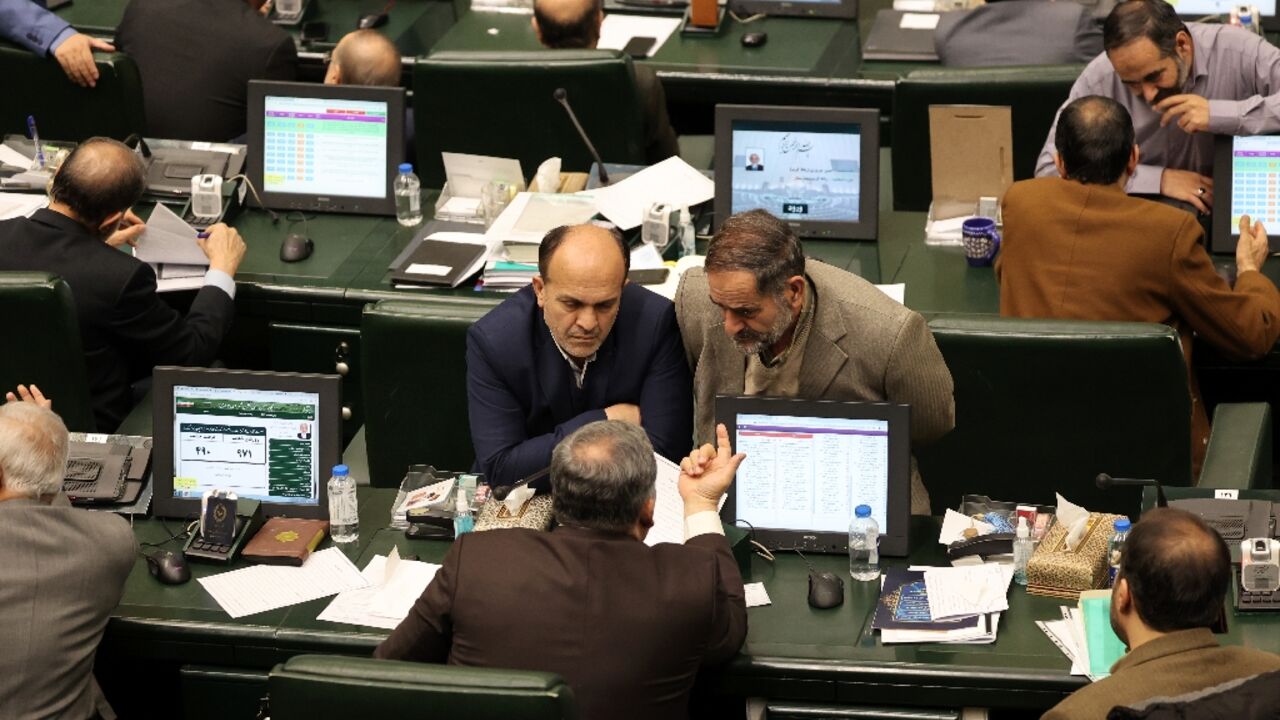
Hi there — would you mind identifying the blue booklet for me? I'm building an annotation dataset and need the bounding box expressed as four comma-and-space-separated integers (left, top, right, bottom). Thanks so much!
871, 567, 984, 631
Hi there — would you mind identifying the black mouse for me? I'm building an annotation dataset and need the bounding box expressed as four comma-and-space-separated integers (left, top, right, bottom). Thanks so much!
357, 12, 388, 29
280, 233, 314, 263
741, 31, 767, 48
807, 570, 844, 609
146, 550, 191, 586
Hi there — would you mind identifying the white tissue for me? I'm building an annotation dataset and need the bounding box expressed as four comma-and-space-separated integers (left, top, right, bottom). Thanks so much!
503, 486, 536, 515
534, 157, 562, 194
1056, 493, 1091, 551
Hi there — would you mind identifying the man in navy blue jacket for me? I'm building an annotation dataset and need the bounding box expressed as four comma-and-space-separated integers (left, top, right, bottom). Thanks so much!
467, 224, 692, 486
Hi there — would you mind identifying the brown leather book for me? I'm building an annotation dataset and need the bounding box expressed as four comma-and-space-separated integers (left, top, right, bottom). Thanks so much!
242, 517, 329, 566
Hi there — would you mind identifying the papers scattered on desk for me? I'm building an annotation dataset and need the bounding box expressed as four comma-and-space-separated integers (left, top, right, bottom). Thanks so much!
198, 547, 369, 618
744, 582, 772, 608
135, 203, 208, 266
0, 144, 33, 170
0, 192, 46, 220
597, 14, 681, 57
924, 563, 1013, 620
872, 566, 1002, 644
644, 452, 726, 546
582, 157, 713, 230
318, 549, 442, 630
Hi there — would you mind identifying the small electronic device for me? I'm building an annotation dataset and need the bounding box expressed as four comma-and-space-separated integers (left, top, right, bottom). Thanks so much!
729, 0, 857, 19
190, 174, 224, 221
714, 104, 880, 241
627, 267, 671, 285
641, 202, 681, 252
63, 442, 134, 503
280, 233, 314, 263
150, 367, 341, 520
740, 31, 767, 47
184, 499, 266, 564
1237, 537, 1280, 611
622, 35, 657, 58
947, 532, 1015, 561
246, 80, 405, 216
1210, 134, 1280, 254
200, 489, 238, 545
145, 551, 191, 585
1166, 0, 1277, 30
716, 396, 912, 556
807, 571, 845, 608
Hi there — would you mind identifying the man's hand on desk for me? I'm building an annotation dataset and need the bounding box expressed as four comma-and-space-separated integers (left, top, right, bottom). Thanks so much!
678, 423, 745, 516
605, 403, 641, 425
4, 384, 51, 409
1160, 169, 1214, 214
105, 210, 145, 248
1154, 94, 1211, 134
1236, 214, 1270, 275
53, 33, 116, 89
196, 223, 247, 276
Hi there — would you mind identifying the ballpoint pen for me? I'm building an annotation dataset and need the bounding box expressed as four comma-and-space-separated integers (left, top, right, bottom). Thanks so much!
26, 115, 44, 169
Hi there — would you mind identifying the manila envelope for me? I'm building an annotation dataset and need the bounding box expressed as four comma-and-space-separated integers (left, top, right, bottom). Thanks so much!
929, 105, 1013, 220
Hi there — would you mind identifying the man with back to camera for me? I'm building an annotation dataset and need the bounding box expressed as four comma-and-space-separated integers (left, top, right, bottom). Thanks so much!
1035, 0, 1280, 214
531, 0, 679, 165
466, 223, 692, 487
1001, 95, 1280, 477
115, 0, 296, 141
376, 419, 748, 720
0, 0, 118, 87
934, 0, 1104, 66
674, 209, 955, 514
1042, 507, 1280, 719
323, 29, 402, 87
0, 392, 137, 720
0, 137, 247, 431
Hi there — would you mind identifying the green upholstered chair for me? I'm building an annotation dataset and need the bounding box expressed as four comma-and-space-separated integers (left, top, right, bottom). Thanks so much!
0, 272, 96, 432
360, 298, 493, 487
918, 316, 1200, 518
889, 65, 1083, 212
413, 50, 648, 188
267, 655, 578, 720
0, 48, 145, 142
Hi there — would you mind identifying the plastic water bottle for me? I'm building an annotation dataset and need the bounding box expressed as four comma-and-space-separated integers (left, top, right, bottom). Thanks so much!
678, 207, 696, 257
453, 491, 474, 537
328, 464, 359, 543
1013, 516, 1033, 586
1107, 518, 1131, 587
394, 163, 422, 227
849, 504, 880, 581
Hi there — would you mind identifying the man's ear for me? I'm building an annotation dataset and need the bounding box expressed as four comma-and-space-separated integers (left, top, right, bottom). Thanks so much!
1114, 577, 1133, 614
532, 275, 547, 308
531, 15, 543, 43
1127, 144, 1140, 176
785, 275, 805, 313
324, 62, 341, 85
639, 495, 655, 529
1053, 152, 1068, 180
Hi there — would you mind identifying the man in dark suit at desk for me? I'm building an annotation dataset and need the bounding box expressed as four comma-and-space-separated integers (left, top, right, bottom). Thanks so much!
115, 0, 297, 141
999, 96, 1280, 477
0, 398, 136, 720
466, 224, 692, 486
1043, 507, 1280, 719
377, 420, 748, 720
0, 137, 247, 431
532, 0, 680, 165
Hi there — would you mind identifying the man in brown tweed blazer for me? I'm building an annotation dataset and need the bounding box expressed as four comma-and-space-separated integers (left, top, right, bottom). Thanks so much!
675, 209, 956, 514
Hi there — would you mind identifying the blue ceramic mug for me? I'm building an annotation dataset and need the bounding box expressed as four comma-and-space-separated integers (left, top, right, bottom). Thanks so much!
961, 217, 1000, 267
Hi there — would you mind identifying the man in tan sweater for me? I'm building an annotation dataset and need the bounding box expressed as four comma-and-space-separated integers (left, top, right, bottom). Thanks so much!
998, 95, 1280, 478
1043, 507, 1280, 719
675, 209, 955, 514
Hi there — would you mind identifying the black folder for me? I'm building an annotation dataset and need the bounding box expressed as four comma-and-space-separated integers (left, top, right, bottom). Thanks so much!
390, 239, 487, 287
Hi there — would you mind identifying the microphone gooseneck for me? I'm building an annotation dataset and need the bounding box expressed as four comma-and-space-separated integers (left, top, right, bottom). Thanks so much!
553, 88, 609, 187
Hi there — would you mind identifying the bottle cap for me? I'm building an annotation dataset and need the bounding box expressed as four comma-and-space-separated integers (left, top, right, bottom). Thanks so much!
1016, 516, 1029, 538
332, 464, 349, 476
398, 163, 413, 174
1114, 518, 1131, 532
855, 504, 871, 518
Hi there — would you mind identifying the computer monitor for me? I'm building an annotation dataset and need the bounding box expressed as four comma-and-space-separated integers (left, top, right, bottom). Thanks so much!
1211, 133, 1280, 254
1166, 0, 1277, 31
715, 396, 912, 556
729, 0, 857, 19
714, 104, 880, 241
247, 80, 405, 216
151, 367, 342, 520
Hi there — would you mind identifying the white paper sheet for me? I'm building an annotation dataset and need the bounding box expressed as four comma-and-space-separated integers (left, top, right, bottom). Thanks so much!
198, 547, 369, 619
0, 144, 32, 169
134, 203, 208, 266
644, 452, 727, 546
629, 242, 666, 271
0, 192, 46, 220
876, 283, 906, 305
583, 157, 713, 230
893, 0, 936, 10
442, 152, 525, 198
596, 15, 682, 58
317, 553, 442, 630
938, 508, 996, 545
485, 192, 599, 243
900, 12, 940, 29
923, 563, 1013, 620
744, 582, 772, 608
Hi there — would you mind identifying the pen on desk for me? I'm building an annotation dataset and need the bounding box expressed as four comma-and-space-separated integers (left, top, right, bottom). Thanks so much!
26, 116, 44, 169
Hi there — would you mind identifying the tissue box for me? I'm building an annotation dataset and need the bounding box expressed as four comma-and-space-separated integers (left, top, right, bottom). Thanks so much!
475, 493, 555, 532
1026, 512, 1125, 599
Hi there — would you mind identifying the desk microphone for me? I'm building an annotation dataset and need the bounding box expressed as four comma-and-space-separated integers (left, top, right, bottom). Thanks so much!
553, 88, 609, 187
1095, 473, 1168, 508
492, 466, 552, 502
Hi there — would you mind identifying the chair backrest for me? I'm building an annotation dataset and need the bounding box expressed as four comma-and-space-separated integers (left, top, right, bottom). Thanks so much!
268, 654, 578, 720
0, 48, 145, 142
918, 316, 1193, 518
413, 49, 647, 188
890, 65, 1082, 211
0, 272, 96, 432
360, 298, 493, 487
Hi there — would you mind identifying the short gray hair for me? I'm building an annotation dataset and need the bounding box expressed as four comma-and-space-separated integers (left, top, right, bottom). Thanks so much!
550, 421, 657, 532
0, 403, 69, 498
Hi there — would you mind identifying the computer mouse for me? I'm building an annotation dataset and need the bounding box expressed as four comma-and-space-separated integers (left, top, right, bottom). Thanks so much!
357, 12, 388, 29
146, 550, 191, 586
280, 233, 314, 263
807, 570, 844, 609
741, 31, 767, 48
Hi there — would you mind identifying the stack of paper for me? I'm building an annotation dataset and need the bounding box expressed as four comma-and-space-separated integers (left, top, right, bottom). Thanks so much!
390, 478, 456, 527
318, 548, 442, 630
197, 547, 369, 618
1036, 591, 1126, 682
479, 260, 538, 291
872, 565, 1006, 644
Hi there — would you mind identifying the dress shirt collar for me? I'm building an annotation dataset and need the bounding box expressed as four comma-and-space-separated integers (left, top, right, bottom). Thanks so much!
1110, 627, 1218, 674
1188, 25, 1212, 90
550, 333, 597, 389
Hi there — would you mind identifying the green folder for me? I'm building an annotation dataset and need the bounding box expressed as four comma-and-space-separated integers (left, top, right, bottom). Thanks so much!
1080, 590, 1127, 678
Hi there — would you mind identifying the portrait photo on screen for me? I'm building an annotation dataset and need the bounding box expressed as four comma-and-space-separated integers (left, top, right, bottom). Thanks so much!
730, 121, 862, 224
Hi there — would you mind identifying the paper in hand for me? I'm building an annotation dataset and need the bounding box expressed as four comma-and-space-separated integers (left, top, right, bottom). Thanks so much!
134, 203, 208, 266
